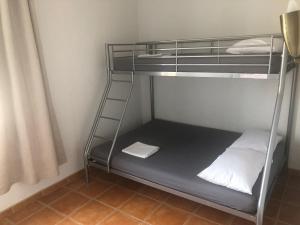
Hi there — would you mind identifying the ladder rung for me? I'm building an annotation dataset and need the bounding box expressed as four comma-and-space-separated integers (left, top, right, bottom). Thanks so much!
100, 116, 121, 122
112, 79, 132, 83
93, 135, 111, 141
107, 97, 126, 102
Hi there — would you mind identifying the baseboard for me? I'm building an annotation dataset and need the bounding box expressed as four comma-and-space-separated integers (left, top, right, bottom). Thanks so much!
0, 169, 84, 219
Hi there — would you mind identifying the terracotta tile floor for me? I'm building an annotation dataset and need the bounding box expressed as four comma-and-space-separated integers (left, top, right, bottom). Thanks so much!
1, 168, 300, 225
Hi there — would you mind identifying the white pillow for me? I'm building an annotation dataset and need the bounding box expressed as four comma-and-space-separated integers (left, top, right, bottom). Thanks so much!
198, 148, 266, 195
229, 129, 283, 153
226, 38, 283, 54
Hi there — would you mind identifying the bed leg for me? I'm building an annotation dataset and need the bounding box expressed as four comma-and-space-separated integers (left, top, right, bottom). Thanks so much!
84, 161, 90, 183
256, 213, 263, 225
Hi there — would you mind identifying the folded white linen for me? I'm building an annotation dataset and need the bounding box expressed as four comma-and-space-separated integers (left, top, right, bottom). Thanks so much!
122, 142, 159, 158
226, 38, 283, 54
197, 147, 266, 195
229, 129, 282, 153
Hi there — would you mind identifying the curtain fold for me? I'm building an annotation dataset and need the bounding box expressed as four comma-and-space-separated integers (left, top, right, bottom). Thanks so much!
0, 0, 64, 195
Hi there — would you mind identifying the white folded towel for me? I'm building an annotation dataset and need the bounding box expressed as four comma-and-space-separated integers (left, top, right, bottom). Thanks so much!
122, 142, 159, 158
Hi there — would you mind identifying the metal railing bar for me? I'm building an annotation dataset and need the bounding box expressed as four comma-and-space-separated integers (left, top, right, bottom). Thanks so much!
107, 34, 282, 46
93, 135, 112, 141
100, 116, 121, 122
111, 79, 132, 83
107, 97, 127, 102
154, 54, 273, 58
111, 44, 273, 53
134, 63, 270, 67
268, 36, 274, 74
137, 34, 282, 45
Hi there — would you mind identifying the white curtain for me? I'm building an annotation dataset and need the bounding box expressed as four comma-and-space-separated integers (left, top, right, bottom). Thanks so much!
0, 0, 64, 194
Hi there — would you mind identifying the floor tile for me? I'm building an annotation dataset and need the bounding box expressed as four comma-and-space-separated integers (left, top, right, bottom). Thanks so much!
231, 217, 254, 225
121, 194, 159, 220
287, 174, 300, 190
271, 183, 285, 201
39, 187, 70, 204
138, 186, 169, 202
277, 170, 289, 185
6, 201, 43, 223
101, 211, 140, 225
57, 219, 79, 225
282, 187, 300, 206
78, 180, 112, 198
231, 217, 275, 225
195, 205, 233, 225
277, 222, 292, 225
185, 215, 216, 225
19, 208, 63, 225
279, 203, 300, 225
90, 169, 120, 183
0, 219, 11, 225
118, 178, 144, 191
97, 186, 134, 208
166, 195, 199, 212
71, 200, 113, 225
263, 218, 276, 225
146, 204, 189, 225
50, 192, 89, 215
66, 177, 86, 190
265, 199, 281, 218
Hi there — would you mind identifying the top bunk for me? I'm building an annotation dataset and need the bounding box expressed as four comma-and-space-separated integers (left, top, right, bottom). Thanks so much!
107, 34, 295, 79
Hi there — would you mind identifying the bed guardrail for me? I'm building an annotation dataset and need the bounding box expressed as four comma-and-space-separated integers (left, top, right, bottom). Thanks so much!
107, 34, 292, 79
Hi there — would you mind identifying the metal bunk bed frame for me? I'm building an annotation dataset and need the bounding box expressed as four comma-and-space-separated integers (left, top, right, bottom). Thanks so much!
83, 34, 297, 225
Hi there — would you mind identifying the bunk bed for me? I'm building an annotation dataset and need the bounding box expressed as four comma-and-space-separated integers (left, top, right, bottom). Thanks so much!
83, 34, 297, 225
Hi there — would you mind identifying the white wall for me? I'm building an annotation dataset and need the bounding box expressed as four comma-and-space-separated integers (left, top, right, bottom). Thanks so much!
0, 0, 140, 212
137, 0, 300, 170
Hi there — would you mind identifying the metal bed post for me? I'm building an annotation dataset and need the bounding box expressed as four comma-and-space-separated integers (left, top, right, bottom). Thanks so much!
267, 36, 274, 75
256, 44, 289, 225
150, 76, 155, 120
285, 66, 298, 155
84, 44, 112, 183
149, 43, 155, 121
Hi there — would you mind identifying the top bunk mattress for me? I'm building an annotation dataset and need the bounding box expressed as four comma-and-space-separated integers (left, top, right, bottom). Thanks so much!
90, 119, 287, 214
112, 54, 283, 74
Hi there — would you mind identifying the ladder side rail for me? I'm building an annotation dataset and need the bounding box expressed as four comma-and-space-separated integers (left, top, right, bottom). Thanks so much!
107, 72, 135, 172
84, 44, 112, 182
256, 44, 289, 225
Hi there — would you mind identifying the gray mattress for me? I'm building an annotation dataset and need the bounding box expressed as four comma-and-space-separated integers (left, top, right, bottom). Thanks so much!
90, 119, 287, 214
113, 54, 282, 74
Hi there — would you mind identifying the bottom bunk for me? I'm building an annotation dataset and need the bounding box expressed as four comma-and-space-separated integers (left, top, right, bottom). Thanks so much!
90, 119, 287, 214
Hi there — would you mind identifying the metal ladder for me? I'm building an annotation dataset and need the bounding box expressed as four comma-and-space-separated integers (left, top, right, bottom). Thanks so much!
84, 71, 134, 182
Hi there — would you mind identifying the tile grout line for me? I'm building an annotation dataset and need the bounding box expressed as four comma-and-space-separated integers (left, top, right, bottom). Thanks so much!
70, 182, 117, 200
36, 187, 71, 207
275, 176, 294, 225
6, 204, 46, 225
95, 209, 118, 225
47, 183, 119, 225
182, 214, 193, 225
81, 175, 236, 225
5, 170, 298, 225
142, 202, 162, 222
